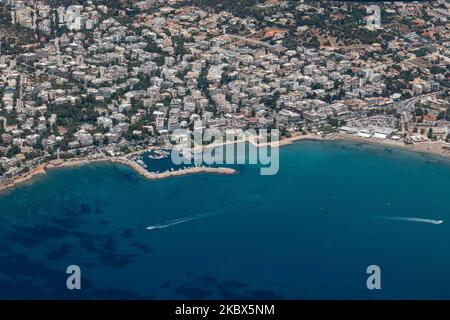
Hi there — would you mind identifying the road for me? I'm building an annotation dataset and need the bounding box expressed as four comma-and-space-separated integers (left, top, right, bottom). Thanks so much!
397, 90, 446, 131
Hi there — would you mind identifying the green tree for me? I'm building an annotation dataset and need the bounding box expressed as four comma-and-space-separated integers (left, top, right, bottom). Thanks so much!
329, 118, 339, 127
6, 145, 20, 158
173, 35, 187, 58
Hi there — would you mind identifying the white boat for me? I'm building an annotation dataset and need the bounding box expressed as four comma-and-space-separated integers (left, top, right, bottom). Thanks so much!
148, 149, 171, 160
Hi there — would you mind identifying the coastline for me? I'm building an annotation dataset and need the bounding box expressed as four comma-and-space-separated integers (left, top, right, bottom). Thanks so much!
1, 132, 450, 193
329, 133, 450, 158
0, 165, 48, 194
0, 157, 236, 194
265, 132, 450, 159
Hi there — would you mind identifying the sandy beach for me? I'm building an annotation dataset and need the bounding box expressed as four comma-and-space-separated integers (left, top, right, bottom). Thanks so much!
264, 131, 450, 158
328, 133, 450, 158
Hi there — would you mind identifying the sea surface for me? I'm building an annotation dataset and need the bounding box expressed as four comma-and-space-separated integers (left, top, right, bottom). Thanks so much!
1, 141, 450, 299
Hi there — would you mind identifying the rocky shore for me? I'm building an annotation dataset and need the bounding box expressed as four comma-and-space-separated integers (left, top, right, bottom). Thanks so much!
0, 156, 237, 193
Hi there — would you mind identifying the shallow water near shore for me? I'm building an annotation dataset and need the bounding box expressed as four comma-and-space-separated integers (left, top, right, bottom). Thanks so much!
0, 140, 450, 299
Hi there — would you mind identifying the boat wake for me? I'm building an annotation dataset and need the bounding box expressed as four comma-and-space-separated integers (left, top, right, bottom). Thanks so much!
146, 213, 217, 231
377, 216, 444, 225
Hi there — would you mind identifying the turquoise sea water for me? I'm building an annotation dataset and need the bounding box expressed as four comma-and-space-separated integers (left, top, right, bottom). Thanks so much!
0, 141, 450, 299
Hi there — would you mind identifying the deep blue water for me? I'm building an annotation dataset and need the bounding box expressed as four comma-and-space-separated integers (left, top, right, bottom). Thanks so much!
1, 141, 450, 299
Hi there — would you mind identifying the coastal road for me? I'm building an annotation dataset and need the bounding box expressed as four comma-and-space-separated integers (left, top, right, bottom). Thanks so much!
398, 90, 446, 113
396, 90, 446, 131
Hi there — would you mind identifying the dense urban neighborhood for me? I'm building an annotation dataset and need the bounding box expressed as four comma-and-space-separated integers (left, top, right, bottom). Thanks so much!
0, 0, 449, 185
